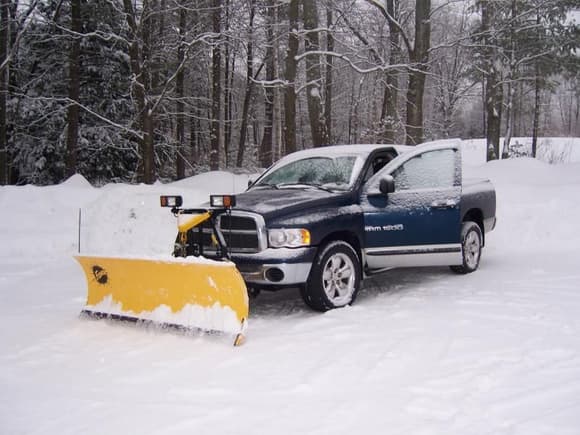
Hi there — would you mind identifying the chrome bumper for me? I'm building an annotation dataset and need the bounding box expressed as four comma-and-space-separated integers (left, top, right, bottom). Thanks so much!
239, 262, 312, 285
232, 247, 315, 286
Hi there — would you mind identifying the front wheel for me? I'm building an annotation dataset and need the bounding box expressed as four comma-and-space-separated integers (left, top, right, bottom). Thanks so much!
300, 241, 361, 312
450, 221, 483, 274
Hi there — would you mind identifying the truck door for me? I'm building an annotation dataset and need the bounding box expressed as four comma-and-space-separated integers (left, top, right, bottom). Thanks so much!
361, 147, 462, 270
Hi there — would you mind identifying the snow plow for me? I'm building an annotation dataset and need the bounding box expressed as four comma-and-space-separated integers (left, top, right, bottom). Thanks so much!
75, 195, 249, 346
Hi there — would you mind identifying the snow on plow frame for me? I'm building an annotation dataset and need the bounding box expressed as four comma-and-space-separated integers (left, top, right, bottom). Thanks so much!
75, 195, 249, 346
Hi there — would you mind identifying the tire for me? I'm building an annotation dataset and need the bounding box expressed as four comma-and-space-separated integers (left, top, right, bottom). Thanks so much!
300, 241, 361, 312
450, 221, 483, 274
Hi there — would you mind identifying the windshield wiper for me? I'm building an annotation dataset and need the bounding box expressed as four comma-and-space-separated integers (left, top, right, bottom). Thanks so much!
276, 182, 334, 193
251, 182, 279, 190
306, 183, 335, 193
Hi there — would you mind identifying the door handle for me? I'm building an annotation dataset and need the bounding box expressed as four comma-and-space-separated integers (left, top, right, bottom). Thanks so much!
430, 200, 457, 209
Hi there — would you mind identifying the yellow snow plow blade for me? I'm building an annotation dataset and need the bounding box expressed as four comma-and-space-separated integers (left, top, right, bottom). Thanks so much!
75, 255, 248, 345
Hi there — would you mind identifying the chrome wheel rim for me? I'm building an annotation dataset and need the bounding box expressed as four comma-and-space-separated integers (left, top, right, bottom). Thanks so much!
464, 230, 481, 269
322, 252, 356, 305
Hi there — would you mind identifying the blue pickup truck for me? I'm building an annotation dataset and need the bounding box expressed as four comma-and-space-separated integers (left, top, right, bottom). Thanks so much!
184, 141, 496, 311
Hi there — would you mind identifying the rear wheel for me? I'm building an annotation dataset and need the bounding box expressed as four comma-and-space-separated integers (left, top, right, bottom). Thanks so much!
300, 241, 361, 312
450, 221, 482, 274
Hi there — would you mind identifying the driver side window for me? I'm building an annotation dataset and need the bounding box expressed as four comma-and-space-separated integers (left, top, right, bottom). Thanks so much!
363, 152, 396, 183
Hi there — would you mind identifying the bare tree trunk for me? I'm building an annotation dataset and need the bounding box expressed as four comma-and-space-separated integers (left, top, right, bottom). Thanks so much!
485, 74, 502, 161
123, 0, 155, 183
274, 79, 282, 161
348, 79, 355, 143
482, 76, 486, 138
502, 81, 514, 159
225, 56, 234, 165
380, 72, 398, 143
531, 62, 541, 158
501, 0, 519, 160
283, 0, 299, 155
141, 0, 155, 183
351, 77, 364, 143
324, 6, 333, 143
572, 91, 580, 136
175, 1, 186, 179
259, 0, 275, 167
364, 0, 430, 145
238, 62, 264, 165
150, 0, 164, 92
209, 0, 222, 170
190, 110, 198, 164
302, 0, 328, 147
380, 0, 400, 144
223, 0, 231, 167
0, 0, 10, 184
65, 0, 81, 178
405, 68, 427, 144
481, 0, 501, 161
272, 5, 282, 161
405, 0, 430, 145
531, 12, 542, 159
236, 0, 256, 167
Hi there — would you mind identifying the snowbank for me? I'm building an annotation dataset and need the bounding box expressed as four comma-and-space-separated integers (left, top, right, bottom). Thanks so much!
1, 140, 580, 435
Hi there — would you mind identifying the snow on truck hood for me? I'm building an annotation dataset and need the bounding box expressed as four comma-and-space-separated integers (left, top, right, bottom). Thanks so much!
233, 187, 348, 219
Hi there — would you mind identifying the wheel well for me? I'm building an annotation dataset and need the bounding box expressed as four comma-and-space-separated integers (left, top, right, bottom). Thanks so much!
462, 208, 485, 245
317, 231, 363, 276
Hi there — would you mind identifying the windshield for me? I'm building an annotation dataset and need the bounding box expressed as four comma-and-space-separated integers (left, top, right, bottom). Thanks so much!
254, 156, 361, 191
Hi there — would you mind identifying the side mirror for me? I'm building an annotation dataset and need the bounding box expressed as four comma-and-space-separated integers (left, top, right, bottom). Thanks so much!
379, 175, 395, 195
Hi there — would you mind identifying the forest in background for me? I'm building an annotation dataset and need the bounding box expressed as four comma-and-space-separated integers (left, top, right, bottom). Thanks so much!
0, 0, 578, 185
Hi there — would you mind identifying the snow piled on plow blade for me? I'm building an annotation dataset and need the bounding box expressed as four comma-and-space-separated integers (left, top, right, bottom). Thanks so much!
75, 255, 248, 335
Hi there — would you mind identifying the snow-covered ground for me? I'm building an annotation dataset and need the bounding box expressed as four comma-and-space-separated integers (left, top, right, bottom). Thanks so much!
1, 139, 580, 435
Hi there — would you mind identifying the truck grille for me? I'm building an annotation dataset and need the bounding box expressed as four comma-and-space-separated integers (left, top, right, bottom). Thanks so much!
183, 212, 263, 257
217, 214, 261, 253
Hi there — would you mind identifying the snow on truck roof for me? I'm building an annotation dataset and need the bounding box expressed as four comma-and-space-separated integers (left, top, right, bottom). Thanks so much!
274, 139, 462, 163
279, 144, 410, 159
269, 144, 410, 169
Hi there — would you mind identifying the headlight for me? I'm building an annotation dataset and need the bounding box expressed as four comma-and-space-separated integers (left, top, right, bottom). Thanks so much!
268, 228, 311, 248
